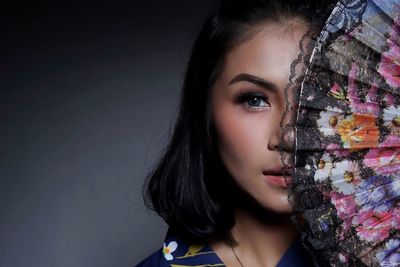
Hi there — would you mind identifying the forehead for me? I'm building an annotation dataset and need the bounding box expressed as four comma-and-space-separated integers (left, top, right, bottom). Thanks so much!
220, 22, 309, 88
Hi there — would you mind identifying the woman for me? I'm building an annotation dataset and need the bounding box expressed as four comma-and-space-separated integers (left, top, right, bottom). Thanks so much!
137, 0, 334, 266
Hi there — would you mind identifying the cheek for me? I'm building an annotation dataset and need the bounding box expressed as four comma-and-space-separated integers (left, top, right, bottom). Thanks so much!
213, 104, 267, 170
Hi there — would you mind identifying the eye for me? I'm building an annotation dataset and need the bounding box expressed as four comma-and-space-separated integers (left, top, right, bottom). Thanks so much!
236, 91, 271, 110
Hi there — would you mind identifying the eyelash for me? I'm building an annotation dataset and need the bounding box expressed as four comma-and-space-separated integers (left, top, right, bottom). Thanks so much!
235, 91, 271, 111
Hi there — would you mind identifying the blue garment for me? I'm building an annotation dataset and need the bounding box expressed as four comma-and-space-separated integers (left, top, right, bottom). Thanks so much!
136, 230, 315, 266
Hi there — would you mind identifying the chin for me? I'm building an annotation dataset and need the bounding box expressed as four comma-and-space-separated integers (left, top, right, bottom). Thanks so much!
259, 196, 293, 214
263, 202, 293, 214
237, 188, 294, 220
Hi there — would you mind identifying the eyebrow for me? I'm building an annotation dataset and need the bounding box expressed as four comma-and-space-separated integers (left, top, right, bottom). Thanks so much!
228, 73, 279, 93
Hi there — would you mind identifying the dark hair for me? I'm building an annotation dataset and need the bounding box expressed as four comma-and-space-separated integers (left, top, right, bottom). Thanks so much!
144, 0, 336, 242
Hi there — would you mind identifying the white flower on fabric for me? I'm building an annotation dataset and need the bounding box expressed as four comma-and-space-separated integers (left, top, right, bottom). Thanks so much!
330, 160, 361, 195
326, 106, 344, 113
383, 106, 400, 128
314, 153, 334, 182
163, 241, 178, 261
317, 109, 344, 137
338, 252, 348, 263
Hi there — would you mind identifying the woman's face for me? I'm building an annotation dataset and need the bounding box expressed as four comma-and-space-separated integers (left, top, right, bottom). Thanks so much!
211, 22, 308, 213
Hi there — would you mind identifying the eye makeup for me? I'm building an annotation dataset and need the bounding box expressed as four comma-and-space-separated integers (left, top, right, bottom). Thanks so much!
234, 90, 271, 111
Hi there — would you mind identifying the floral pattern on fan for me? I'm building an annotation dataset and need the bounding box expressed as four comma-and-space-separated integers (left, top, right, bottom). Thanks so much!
288, 0, 400, 266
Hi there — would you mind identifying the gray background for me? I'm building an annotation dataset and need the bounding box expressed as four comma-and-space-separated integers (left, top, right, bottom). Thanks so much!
0, 2, 217, 266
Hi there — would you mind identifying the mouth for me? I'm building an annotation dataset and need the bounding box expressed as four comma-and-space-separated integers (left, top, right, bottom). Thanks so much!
262, 170, 292, 188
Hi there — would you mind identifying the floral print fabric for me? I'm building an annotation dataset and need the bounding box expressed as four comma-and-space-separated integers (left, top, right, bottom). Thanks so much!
135, 230, 315, 267
136, 230, 224, 267
287, 0, 400, 266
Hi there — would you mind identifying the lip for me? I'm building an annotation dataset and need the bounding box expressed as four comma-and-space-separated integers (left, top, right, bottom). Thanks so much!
263, 166, 294, 174
262, 169, 292, 188
263, 174, 291, 188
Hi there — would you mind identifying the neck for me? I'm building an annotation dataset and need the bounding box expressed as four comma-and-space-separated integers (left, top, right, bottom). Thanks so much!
210, 207, 298, 267
232, 207, 297, 266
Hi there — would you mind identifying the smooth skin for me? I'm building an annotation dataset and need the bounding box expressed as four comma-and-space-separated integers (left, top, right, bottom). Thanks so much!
210, 20, 309, 267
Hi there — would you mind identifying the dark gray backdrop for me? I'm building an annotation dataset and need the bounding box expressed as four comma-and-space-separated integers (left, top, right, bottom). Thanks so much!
0, 2, 217, 266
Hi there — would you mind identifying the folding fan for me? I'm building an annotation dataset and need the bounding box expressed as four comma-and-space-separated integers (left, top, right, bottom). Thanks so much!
282, 0, 400, 266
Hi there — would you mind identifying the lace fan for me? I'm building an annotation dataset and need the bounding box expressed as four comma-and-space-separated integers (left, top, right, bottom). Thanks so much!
285, 0, 400, 266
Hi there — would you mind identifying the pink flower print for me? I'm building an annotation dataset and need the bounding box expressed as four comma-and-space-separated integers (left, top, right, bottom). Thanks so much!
348, 63, 380, 116
379, 134, 400, 148
388, 7, 400, 47
383, 93, 395, 107
330, 192, 358, 231
378, 45, 400, 89
326, 143, 350, 158
364, 136, 400, 176
364, 148, 400, 176
392, 208, 400, 230
352, 210, 393, 243
377, 2, 400, 89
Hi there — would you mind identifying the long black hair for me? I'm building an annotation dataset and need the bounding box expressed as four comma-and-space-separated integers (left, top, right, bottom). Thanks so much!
144, 0, 336, 242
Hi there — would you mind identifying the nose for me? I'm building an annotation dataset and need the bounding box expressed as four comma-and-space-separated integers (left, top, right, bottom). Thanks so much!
267, 121, 295, 151
267, 120, 282, 151
267, 107, 296, 169
267, 104, 296, 152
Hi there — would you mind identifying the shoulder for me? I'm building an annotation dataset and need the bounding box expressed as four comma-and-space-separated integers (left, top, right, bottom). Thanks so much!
135, 229, 224, 267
